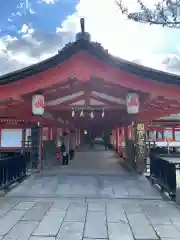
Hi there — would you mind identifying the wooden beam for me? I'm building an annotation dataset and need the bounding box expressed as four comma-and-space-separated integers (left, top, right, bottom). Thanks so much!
84, 83, 91, 106
46, 95, 85, 110
44, 82, 85, 101
137, 106, 180, 122
90, 95, 121, 106
43, 77, 78, 94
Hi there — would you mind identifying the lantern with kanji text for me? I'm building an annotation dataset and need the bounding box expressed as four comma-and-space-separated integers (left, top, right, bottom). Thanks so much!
32, 94, 45, 115
126, 92, 139, 114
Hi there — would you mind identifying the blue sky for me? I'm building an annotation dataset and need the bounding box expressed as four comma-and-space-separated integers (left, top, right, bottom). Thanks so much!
0, 0, 180, 75
0, 0, 78, 36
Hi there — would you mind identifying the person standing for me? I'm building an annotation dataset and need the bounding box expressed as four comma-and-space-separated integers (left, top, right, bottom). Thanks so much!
63, 132, 69, 165
60, 137, 67, 165
69, 131, 75, 160
103, 133, 109, 150
89, 132, 94, 149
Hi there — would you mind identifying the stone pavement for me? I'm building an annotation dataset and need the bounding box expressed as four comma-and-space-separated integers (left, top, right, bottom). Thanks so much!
0, 198, 180, 239
5, 149, 161, 199
0, 147, 180, 239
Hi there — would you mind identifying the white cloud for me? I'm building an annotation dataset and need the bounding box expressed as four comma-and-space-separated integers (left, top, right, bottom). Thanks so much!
20, 24, 29, 34
39, 0, 58, 4
59, 0, 177, 64
0, 22, 75, 75
0, 0, 180, 76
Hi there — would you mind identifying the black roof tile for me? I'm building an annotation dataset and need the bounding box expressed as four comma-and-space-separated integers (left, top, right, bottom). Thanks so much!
0, 39, 179, 85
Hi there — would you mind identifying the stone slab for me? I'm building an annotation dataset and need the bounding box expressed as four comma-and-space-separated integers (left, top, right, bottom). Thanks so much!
84, 211, 107, 239
108, 222, 134, 240
106, 203, 127, 223
154, 224, 180, 239
50, 201, 70, 211
57, 221, 84, 240
21, 202, 51, 221
32, 210, 66, 237
147, 215, 171, 225
0, 202, 18, 217
126, 213, 150, 225
122, 202, 142, 213
0, 210, 26, 236
29, 237, 55, 240
88, 202, 105, 212
2, 221, 39, 240
64, 204, 87, 222
126, 213, 158, 240
13, 201, 35, 210
130, 223, 158, 240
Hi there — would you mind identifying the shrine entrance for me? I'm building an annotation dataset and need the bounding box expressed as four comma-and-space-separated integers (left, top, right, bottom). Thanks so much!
0, 19, 180, 175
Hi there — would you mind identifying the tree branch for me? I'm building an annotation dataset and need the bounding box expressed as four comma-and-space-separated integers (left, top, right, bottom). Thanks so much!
117, 0, 180, 28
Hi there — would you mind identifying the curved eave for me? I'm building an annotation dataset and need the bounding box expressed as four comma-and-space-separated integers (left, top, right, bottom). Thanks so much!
0, 39, 180, 85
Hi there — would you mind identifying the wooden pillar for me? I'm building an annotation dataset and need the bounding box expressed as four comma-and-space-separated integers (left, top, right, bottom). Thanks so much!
48, 127, 51, 140
124, 125, 136, 169
78, 129, 81, 145
75, 129, 77, 147
135, 122, 146, 174
21, 128, 26, 154
31, 124, 42, 172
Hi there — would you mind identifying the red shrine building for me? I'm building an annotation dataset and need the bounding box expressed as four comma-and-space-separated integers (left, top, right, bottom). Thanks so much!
0, 18, 180, 172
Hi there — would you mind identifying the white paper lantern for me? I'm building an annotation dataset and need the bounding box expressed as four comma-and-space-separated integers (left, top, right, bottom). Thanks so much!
126, 92, 139, 114
80, 109, 84, 117
72, 109, 75, 117
32, 94, 44, 115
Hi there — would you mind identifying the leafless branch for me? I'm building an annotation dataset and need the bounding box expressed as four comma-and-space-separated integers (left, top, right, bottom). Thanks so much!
117, 0, 180, 28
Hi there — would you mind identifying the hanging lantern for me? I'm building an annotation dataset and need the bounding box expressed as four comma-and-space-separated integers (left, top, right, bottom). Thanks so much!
80, 109, 84, 117
126, 92, 139, 114
102, 109, 105, 118
90, 111, 94, 119
72, 109, 75, 118
32, 94, 44, 115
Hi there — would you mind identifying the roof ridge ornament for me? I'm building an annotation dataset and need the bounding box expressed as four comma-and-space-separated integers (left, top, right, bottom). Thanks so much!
76, 18, 91, 42
80, 18, 85, 33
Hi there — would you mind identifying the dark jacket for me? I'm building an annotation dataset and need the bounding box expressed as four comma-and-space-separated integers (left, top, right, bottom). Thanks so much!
60, 142, 66, 153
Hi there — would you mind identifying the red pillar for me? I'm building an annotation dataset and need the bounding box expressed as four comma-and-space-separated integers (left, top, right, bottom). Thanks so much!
0, 127, 2, 146
127, 125, 131, 139
116, 128, 120, 152
112, 129, 116, 147
48, 127, 51, 140
51, 127, 57, 140
121, 127, 126, 160
119, 129, 121, 153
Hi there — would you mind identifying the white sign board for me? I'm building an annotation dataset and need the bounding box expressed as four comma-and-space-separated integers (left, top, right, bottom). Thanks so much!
1, 129, 22, 147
